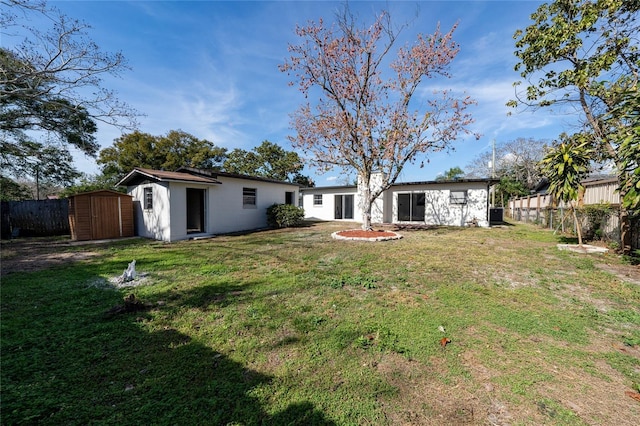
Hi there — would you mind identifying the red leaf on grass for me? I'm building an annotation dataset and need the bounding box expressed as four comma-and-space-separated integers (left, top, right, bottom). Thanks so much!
626, 391, 640, 403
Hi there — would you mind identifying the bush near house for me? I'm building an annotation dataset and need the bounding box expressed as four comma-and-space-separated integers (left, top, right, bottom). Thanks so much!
266, 203, 305, 228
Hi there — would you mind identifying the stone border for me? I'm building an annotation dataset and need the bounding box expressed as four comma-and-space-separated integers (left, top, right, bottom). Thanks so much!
331, 230, 403, 242
557, 244, 609, 254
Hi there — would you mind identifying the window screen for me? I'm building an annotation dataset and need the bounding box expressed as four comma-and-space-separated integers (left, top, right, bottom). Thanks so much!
144, 187, 153, 209
243, 188, 257, 206
450, 190, 467, 204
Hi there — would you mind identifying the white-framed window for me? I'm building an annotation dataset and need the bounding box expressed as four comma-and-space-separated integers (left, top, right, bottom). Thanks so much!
450, 190, 468, 205
313, 194, 323, 206
243, 187, 257, 207
143, 187, 153, 210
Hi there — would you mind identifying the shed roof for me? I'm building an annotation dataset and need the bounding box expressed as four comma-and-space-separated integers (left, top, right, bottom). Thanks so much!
68, 189, 131, 198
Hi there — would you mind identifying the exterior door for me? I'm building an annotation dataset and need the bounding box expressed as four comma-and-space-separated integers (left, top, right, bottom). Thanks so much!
187, 188, 205, 234
397, 193, 425, 222
334, 195, 354, 219
90, 196, 120, 239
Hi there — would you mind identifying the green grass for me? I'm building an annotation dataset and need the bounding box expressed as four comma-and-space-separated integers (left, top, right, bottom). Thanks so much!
2, 221, 640, 425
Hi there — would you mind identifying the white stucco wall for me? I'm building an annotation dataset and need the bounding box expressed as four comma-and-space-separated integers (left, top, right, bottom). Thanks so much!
128, 182, 171, 241
130, 176, 299, 242
208, 176, 299, 235
302, 187, 360, 222
388, 182, 490, 226
302, 181, 491, 227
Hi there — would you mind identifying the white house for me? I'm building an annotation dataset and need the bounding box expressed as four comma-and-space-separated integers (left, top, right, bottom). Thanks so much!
301, 176, 497, 227
117, 167, 300, 242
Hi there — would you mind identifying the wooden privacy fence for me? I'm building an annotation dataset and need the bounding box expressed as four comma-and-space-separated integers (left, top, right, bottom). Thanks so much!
507, 176, 639, 251
510, 205, 621, 242
1, 200, 70, 238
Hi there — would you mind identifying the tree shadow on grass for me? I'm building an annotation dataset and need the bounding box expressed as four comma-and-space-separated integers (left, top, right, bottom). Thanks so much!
1, 265, 336, 425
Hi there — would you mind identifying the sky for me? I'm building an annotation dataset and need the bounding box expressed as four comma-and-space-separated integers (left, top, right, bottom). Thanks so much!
14, 0, 573, 186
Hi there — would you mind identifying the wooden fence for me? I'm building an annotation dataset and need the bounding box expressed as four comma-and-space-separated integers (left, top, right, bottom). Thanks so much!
1, 200, 70, 239
509, 205, 621, 242
508, 190, 639, 252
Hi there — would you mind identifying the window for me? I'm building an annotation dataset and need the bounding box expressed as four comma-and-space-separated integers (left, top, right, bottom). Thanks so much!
450, 190, 467, 204
243, 187, 257, 207
144, 187, 153, 210
313, 194, 323, 206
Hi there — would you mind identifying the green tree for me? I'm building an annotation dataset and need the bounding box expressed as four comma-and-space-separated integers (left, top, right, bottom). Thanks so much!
1, 1, 138, 157
0, 140, 80, 199
0, 175, 32, 201
223, 140, 311, 184
540, 134, 594, 245
510, 0, 639, 252
436, 166, 465, 181
608, 90, 640, 211
57, 173, 123, 198
495, 176, 530, 207
98, 130, 227, 179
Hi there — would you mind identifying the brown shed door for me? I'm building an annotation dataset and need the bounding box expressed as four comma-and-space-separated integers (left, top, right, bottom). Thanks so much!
91, 196, 121, 239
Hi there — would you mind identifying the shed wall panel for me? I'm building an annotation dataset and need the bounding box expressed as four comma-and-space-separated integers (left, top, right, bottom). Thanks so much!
69, 191, 134, 241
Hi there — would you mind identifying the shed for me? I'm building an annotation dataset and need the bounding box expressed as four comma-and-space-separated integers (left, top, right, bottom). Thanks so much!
68, 190, 134, 241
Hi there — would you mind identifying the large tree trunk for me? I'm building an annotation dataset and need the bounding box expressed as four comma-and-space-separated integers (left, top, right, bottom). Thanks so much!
360, 187, 373, 230
619, 184, 632, 254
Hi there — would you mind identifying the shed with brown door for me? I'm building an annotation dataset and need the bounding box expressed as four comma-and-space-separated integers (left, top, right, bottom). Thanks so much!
68, 190, 134, 241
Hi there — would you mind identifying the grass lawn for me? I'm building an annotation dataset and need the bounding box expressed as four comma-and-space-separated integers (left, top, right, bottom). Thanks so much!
2, 221, 639, 425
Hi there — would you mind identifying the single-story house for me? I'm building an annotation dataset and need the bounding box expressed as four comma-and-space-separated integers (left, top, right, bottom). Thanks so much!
301, 174, 498, 227
117, 167, 300, 242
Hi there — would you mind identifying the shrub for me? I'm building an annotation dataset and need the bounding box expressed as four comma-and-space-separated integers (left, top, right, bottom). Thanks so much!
266, 204, 305, 228
578, 203, 615, 241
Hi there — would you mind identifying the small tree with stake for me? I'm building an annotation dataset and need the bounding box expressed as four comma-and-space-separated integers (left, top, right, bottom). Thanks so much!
280, 4, 478, 230
540, 134, 593, 245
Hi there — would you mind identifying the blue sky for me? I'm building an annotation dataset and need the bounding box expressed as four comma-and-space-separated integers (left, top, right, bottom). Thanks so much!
39, 0, 568, 186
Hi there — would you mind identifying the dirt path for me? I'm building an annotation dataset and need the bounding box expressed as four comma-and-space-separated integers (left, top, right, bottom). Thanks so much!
0, 237, 135, 276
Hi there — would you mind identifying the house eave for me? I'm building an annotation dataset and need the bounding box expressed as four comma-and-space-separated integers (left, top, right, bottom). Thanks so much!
301, 177, 498, 192
177, 167, 302, 187
117, 167, 223, 187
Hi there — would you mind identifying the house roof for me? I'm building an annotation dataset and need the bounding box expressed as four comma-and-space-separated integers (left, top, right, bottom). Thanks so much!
117, 167, 222, 186
531, 175, 617, 195
391, 177, 499, 187
177, 167, 302, 187
300, 177, 498, 192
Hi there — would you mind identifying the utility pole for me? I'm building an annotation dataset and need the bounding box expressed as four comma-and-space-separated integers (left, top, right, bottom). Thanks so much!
491, 139, 496, 207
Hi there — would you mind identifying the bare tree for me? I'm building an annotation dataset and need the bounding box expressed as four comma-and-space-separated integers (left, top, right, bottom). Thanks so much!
465, 138, 548, 189
280, 5, 478, 229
